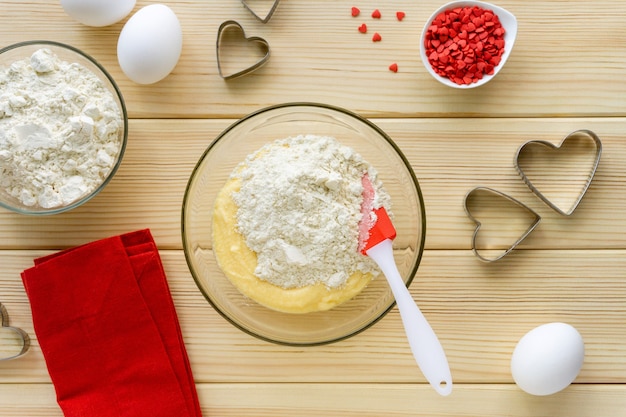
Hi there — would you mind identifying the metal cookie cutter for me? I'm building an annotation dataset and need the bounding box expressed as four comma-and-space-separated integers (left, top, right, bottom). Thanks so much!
242, 0, 280, 23
0, 302, 30, 361
464, 187, 541, 262
216, 20, 271, 80
515, 129, 602, 216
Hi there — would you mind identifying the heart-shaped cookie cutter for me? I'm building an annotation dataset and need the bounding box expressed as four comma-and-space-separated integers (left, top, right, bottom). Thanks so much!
0, 302, 30, 361
464, 187, 542, 262
216, 20, 271, 80
514, 129, 602, 216
241, 0, 280, 23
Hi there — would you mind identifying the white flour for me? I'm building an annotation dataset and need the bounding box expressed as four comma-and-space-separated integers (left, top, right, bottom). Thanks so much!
0, 48, 123, 209
231, 134, 390, 289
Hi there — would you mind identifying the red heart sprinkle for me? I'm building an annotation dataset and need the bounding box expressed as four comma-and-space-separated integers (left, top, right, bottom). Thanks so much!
372, 32, 382, 42
389, 63, 398, 72
351, 7, 360, 17
423, 5, 506, 85
371, 9, 381, 19
396, 11, 406, 21
358, 23, 367, 33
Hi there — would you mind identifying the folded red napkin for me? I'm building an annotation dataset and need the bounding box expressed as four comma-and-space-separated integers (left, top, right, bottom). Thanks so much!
21, 229, 202, 417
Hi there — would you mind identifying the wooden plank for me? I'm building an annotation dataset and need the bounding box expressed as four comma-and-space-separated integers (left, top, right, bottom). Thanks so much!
0, 383, 624, 417
1, 249, 624, 384
1, 2, 625, 415
0, 118, 623, 250
1, 1, 626, 118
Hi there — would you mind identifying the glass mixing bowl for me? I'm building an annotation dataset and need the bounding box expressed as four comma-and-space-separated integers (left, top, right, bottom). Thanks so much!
0, 40, 127, 215
182, 103, 425, 346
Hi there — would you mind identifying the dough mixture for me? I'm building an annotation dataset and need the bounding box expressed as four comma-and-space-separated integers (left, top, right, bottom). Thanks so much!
212, 134, 391, 314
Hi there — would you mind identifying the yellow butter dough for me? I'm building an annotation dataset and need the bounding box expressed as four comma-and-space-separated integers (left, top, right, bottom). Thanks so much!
212, 177, 374, 314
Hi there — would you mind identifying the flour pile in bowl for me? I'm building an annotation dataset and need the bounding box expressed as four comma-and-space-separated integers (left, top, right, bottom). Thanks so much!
0, 48, 124, 209
212, 134, 392, 313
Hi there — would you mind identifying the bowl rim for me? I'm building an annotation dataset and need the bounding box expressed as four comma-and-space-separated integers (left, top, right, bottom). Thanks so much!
181, 101, 427, 346
0, 40, 128, 215
419, 0, 518, 89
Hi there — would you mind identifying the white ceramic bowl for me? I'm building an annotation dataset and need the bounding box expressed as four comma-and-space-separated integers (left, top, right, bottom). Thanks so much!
420, 1, 518, 88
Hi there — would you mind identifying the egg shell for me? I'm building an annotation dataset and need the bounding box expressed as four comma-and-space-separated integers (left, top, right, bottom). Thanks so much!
61, 0, 136, 27
117, 4, 183, 85
511, 322, 584, 396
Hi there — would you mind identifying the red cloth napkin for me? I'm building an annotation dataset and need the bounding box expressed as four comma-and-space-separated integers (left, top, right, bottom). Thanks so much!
21, 229, 202, 417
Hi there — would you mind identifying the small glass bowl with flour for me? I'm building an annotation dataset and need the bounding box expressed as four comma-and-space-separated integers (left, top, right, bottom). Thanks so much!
0, 41, 127, 215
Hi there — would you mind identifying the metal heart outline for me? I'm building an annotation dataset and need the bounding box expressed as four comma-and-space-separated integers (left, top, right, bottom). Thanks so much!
464, 187, 541, 262
515, 129, 602, 216
0, 302, 30, 361
216, 20, 271, 80
241, 0, 280, 23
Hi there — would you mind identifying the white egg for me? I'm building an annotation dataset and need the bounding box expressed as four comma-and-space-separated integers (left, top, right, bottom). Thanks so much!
61, 0, 136, 27
511, 322, 584, 396
117, 4, 183, 85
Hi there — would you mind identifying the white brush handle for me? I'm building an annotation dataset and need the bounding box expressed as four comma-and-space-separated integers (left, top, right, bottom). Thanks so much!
367, 239, 452, 396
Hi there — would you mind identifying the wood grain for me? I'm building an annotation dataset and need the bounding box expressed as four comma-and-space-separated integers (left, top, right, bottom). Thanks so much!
0, 384, 625, 417
1, 1, 626, 118
1, 1, 625, 416
0, 118, 623, 250
1, 249, 625, 384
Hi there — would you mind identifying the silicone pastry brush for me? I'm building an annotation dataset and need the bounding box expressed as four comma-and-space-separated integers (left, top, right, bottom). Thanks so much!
360, 175, 453, 396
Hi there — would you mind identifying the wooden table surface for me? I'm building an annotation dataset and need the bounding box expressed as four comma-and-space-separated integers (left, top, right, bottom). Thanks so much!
1, 1, 626, 415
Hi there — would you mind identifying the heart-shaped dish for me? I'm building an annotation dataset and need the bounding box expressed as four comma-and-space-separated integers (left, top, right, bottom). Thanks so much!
515, 129, 602, 216
216, 20, 271, 80
420, 0, 518, 89
241, 0, 280, 23
0, 303, 30, 361
464, 187, 541, 262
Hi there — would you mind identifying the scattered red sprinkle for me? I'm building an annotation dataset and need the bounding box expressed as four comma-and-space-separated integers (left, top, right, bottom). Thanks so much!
349, 7, 406, 73
424, 5, 506, 85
